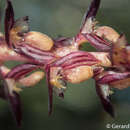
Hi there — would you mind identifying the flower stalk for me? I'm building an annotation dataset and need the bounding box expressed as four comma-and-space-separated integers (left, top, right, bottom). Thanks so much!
0, 0, 130, 127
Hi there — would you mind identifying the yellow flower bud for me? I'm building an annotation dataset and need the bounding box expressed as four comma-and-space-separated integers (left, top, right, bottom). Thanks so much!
95, 26, 120, 43
24, 31, 54, 51
63, 66, 93, 84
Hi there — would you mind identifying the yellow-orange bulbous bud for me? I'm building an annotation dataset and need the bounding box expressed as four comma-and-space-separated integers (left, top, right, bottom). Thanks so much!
24, 31, 54, 51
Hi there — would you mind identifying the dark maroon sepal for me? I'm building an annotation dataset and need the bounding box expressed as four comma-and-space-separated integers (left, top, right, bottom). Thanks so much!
4, 0, 15, 47
3, 80, 22, 127
80, 0, 100, 33
96, 84, 115, 118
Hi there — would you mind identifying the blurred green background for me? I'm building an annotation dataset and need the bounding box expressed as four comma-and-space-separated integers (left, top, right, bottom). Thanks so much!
0, 0, 130, 130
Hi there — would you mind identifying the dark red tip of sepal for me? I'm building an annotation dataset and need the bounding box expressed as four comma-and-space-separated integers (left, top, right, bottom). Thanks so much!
96, 83, 115, 118
4, 0, 15, 48
59, 93, 64, 99
9, 92, 22, 127
86, 0, 100, 19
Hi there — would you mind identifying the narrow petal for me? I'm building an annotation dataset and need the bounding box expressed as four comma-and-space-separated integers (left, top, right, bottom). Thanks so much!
96, 83, 115, 117
4, 0, 15, 47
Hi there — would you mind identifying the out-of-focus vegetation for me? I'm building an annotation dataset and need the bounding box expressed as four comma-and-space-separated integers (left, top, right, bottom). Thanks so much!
0, 0, 130, 130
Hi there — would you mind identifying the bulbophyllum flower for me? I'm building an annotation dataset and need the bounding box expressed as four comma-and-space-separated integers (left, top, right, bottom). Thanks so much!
0, 0, 130, 127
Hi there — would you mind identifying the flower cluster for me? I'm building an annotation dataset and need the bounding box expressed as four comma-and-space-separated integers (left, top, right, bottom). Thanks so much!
0, 0, 130, 126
